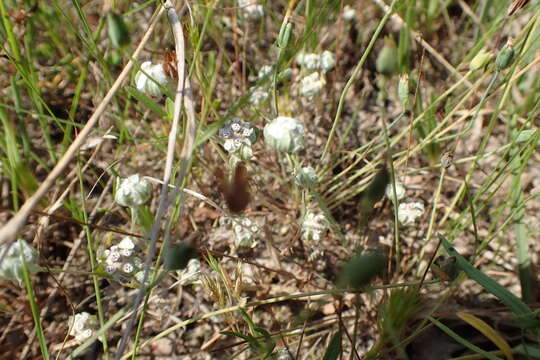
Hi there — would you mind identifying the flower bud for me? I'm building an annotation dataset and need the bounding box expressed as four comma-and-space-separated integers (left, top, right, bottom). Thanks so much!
264, 116, 304, 153
134, 61, 170, 97
495, 38, 515, 70
376, 38, 398, 76
115, 174, 152, 207
470, 49, 493, 71
299, 72, 326, 98
0, 239, 40, 284
398, 74, 409, 105
397, 201, 425, 225
385, 181, 406, 201
237, 0, 264, 20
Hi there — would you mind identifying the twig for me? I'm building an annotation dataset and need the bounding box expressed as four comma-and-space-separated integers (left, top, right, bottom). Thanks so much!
114, 1, 196, 358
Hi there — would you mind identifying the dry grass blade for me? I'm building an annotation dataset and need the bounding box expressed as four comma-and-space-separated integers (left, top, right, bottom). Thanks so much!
507, 0, 531, 16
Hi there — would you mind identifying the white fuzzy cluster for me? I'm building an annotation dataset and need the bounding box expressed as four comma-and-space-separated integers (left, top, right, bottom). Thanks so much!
69, 312, 98, 343
263, 116, 304, 153
115, 174, 152, 208
295, 166, 318, 188
299, 72, 326, 98
134, 61, 170, 97
233, 217, 260, 248
385, 181, 406, 201
397, 202, 425, 225
219, 118, 258, 159
342, 5, 356, 21
301, 211, 327, 242
101, 237, 144, 283
296, 51, 336, 73
237, 0, 264, 20
0, 239, 40, 284
178, 258, 202, 286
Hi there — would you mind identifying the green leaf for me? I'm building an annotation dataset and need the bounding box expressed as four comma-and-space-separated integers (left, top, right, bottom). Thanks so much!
322, 331, 342, 360
126, 86, 167, 118
107, 11, 130, 48
439, 234, 539, 328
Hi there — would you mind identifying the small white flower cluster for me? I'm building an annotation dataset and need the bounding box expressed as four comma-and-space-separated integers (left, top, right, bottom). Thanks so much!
296, 51, 336, 98
296, 51, 336, 73
219, 118, 258, 160
100, 237, 144, 283
263, 116, 305, 153
178, 258, 202, 286
301, 211, 328, 242
0, 239, 40, 284
232, 217, 260, 248
237, 0, 264, 20
249, 86, 270, 106
69, 312, 98, 343
115, 174, 152, 208
299, 72, 326, 99
134, 61, 170, 97
397, 201, 425, 226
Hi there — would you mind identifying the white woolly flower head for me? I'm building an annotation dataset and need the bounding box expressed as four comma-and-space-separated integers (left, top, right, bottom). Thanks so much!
297, 52, 320, 71
178, 258, 202, 285
69, 312, 98, 343
342, 5, 356, 21
233, 217, 260, 248
320, 51, 336, 72
0, 239, 40, 284
100, 236, 144, 284
398, 201, 425, 225
115, 174, 152, 208
257, 65, 273, 80
134, 61, 170, 97
237, 0, 264, 20
263, 116, 304, 153
385, 181, 406, 201
299, 71, 326, 98
295, 166, 318, 188
219, 118, 258, 160
301, 211, 327, 243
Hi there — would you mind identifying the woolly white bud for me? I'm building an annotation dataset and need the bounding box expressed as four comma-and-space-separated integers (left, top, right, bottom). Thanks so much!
295, 167, 318, 188
134, 61, 170, 97
385, 182, 406, 201
320, 51, 336, 72
300, 72, 325, 98
237, 0, 264, 20
115, 175, 152, 208
0, 239, 40, 284
264, 116, 304, 153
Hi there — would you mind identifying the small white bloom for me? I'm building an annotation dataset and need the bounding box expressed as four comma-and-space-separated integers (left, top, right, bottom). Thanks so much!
115, 175, 152, 208
237, 0, 264, 20
397, 201, 425, 225
300, 72, 325, 98
233, 217, 259, 248
118, 236, 137, 250
257, 65, 273, 80
342, 5, 356, 21
69, 312, 98, 343
295, 166, 318, 188
179, 258, 202, 285
134, 61, 170, 97
264, 116, 304, 153
320, 51, 336, 72
299, 53, 320, 71
249, 86, 270, 106
0, 239, 40, 284
385, 182, 406, 201
122, 262, 135, 274
302, 211, 327, 242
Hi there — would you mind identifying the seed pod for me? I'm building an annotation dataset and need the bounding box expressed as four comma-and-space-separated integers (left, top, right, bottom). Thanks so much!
107, 11, 130, 48
376, 37, 398, 76
495, 39, 515, 70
